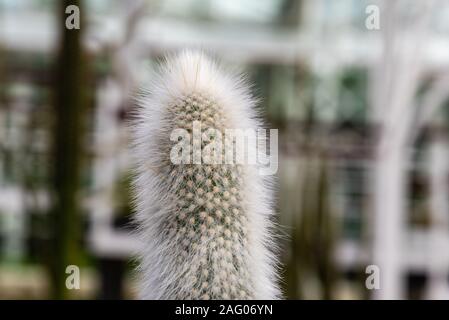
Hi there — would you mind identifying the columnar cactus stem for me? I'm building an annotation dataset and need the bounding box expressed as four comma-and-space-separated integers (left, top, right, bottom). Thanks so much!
132, 50, 280, 299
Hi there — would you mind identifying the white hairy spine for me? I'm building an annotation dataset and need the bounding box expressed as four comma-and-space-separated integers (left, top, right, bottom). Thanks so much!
131, 50, 280, 300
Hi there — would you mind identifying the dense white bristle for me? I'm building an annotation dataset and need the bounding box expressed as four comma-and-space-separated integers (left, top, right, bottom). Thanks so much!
131, 50, 280, 300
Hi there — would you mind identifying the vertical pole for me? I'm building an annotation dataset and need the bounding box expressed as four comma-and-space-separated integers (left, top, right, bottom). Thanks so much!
49, 0, 85, 299
372, 146, 406, 299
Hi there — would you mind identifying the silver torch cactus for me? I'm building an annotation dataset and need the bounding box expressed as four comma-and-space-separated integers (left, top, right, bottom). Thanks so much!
131, 50, 280, 300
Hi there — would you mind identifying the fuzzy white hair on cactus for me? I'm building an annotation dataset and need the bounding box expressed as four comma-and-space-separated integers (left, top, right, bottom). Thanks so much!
131, 50, 280, 300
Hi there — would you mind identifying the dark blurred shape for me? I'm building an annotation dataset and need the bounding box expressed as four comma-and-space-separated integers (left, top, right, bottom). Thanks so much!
97, 258, 125, 300
406, 273, 427, 300
48, 0, 87, 299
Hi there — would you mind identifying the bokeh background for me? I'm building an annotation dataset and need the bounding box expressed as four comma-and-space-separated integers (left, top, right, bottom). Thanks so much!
1, 0, 449, 299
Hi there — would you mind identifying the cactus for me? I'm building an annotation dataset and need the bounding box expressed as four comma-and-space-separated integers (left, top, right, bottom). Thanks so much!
131, 50, 280, 299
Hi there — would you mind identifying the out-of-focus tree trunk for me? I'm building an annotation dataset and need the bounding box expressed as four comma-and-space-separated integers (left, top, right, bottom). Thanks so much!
49, 0, 86, 299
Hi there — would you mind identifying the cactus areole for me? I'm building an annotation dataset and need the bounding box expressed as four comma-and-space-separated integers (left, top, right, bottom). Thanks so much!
131, 50, 280, 300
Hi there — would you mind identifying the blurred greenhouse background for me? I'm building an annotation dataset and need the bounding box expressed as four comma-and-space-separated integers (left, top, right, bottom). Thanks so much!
2, 0, 449, 299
